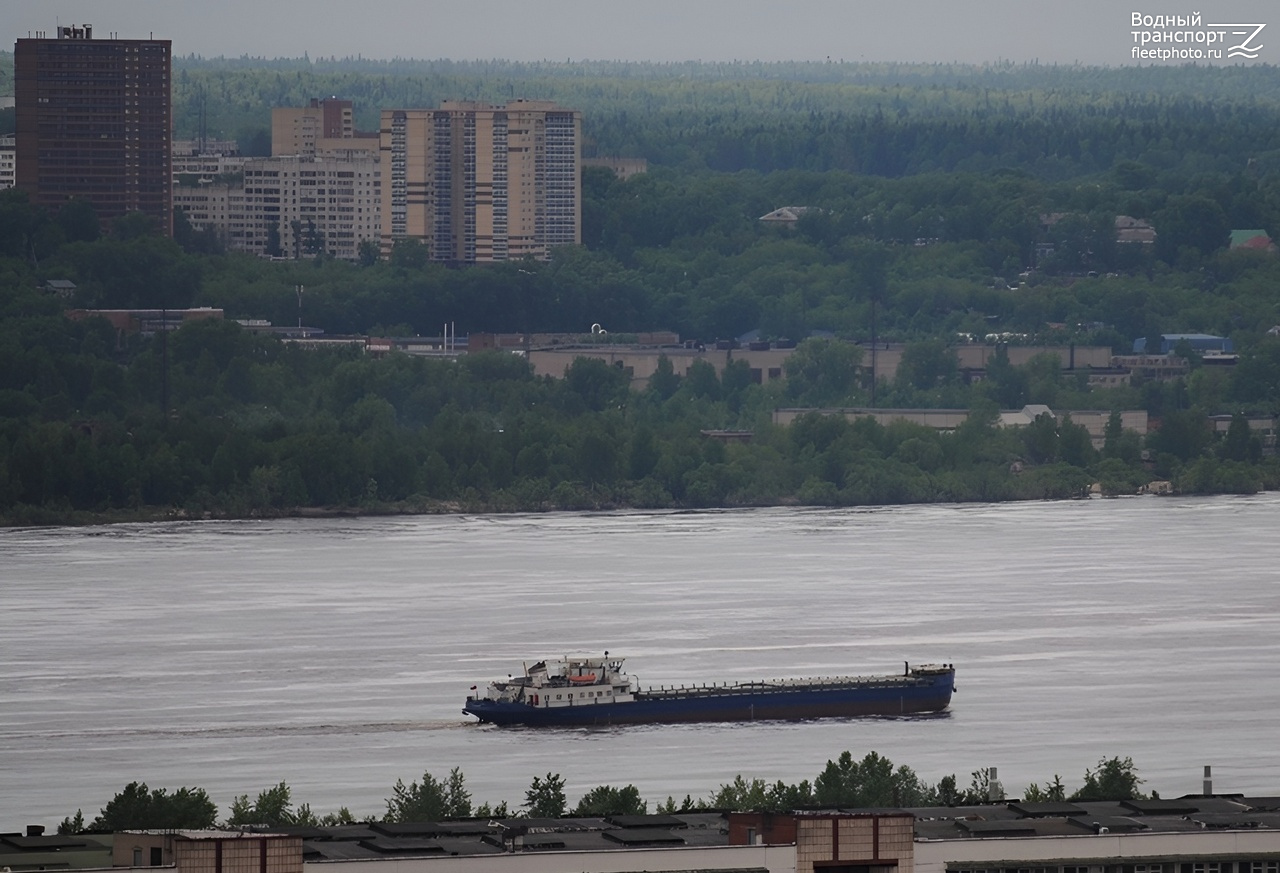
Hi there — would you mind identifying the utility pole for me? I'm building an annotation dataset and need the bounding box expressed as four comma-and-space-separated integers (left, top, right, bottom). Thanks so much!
517, 269, 534, 355
160, 303, 169, 419
870, 293, 878, 407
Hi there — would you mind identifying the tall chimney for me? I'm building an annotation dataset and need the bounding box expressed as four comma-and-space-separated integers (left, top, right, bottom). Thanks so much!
988, 767, 1004, 802
1203, 765, 1213, 796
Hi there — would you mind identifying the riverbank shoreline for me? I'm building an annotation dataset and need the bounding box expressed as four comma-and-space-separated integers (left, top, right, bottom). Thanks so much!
0, 486, 1242, 528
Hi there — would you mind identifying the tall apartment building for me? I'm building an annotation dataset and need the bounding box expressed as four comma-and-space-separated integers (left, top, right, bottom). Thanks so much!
175, 152, 381, 260
380, 99, 581, 263
172, 140, 246, 187
174, 99, 381, 260
272, 97, 377, 158
245, 152, 381, 258
14, 25, 172, 234
0, 136, 15, 190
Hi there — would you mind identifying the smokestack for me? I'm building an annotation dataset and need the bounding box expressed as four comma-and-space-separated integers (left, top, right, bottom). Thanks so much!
988, 767, 1003, 802
1203, 765, 1212, 796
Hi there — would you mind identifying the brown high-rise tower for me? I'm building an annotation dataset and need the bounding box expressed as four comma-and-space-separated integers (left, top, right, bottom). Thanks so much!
15, 25, 172, 235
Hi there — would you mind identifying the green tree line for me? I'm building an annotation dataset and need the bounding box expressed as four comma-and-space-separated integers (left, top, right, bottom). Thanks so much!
13, 159, 1280, 344
151, 56, 1280, 181
56, 751, 1147, 832
7, 181, 1280, 524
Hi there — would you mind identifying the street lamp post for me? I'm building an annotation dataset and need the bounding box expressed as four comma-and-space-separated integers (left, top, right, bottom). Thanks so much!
517, 269, 534, 354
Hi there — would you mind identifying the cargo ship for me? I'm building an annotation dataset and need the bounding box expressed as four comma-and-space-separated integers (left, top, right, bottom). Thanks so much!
463, 655, 955, 727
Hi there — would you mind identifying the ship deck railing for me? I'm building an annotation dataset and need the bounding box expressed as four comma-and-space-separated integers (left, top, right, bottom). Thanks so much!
635, 674, 934, 701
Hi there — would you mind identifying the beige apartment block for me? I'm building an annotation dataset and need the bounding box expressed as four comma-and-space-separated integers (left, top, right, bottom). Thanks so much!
273, 98, 378, 163
244, 154, 381, 259
177, 154, 380, 260
173, 151, 246, 181
173, 183, 234, 233
273, 97, 353, 156
379, 99, 581, 262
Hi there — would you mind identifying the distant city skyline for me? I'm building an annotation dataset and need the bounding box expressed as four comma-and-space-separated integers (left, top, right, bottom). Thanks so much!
2, 0, 1274, 69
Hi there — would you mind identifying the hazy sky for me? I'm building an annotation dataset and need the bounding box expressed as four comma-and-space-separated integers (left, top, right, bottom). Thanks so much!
3, 0, 1275, 67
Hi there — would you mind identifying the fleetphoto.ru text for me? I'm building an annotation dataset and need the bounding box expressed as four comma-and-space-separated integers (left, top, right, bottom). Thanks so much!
1130, 11, 1265, 61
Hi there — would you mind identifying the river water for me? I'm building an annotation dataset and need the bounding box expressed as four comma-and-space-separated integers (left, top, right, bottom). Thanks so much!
3, 494, 1279, 827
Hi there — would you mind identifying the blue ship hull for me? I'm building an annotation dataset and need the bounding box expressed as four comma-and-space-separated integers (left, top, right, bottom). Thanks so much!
464, 668, 954, 727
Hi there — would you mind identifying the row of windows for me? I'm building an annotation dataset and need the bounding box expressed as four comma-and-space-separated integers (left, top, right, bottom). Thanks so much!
549, 689, 613, 701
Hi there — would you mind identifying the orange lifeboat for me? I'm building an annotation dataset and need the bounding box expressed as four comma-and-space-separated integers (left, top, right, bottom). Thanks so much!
568, 673, 598, 685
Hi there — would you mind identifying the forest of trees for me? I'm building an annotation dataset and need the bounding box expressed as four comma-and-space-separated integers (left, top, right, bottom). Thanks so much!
146, 57, 1280, 180
4, 58, 1280, 523
56, 751, 1148, 832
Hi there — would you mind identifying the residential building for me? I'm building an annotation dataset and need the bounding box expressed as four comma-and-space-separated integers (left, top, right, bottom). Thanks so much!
1115, 215, 1157, 244
43, 278, 77, 298
272, 97, 378, 158
172, 139, 245, 181
0, 135, 15, 190
173, 181, 236, 238
175, 153, 381, 260
14, 25, 172, 234
174, 138, 240, 157
243, 153, 381, 259
759, 206, 816, 228
379, 99, 581, 262
1229, 229, 1276, 252
172, 102, 381, 259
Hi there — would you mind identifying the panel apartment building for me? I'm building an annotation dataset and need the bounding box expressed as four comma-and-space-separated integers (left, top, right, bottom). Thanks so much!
273, 96, 378, 156
381, 99, 581, 262
173, 98, 381, 260
15, 25, 172, 234
0, 135, 15, 190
